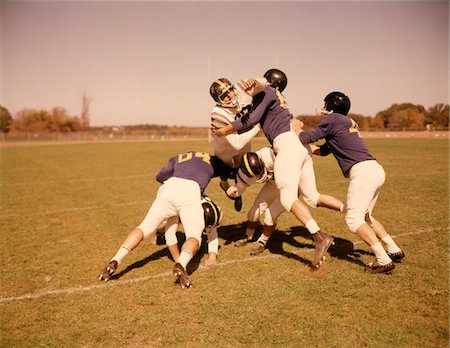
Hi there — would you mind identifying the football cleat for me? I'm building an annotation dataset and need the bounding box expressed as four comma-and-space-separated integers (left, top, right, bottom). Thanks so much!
98, 260, 118, 282
311, 230, 334, 269
365, 261, 395, 274
388, 250, 405, 263
250, 242, 265, 256
173, 263, 192, 289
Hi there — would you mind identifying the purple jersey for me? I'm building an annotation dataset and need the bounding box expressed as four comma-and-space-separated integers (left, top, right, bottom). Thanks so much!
299, 113, 376, 177
156, 151, 235, 193
232, 86, 292, 144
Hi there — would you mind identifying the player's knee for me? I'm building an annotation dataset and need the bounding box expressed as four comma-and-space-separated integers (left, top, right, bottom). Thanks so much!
302, 195, 319, 209
279, 192, 296, 212
345, 214, 365, 233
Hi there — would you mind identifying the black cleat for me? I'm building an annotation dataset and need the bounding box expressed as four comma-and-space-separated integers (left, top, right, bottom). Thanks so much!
173, 263, 192, 289
388, 250, 405, 263
98, 260, 118, 282
365, 261, 395, 274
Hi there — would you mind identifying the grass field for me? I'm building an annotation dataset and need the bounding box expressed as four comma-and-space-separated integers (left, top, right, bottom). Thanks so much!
1, 137, 448, 347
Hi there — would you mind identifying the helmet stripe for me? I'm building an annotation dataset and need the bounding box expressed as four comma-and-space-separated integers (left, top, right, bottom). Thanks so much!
209, 203, 219, 226
243, 154, 255, 177
214, 79, 226, 88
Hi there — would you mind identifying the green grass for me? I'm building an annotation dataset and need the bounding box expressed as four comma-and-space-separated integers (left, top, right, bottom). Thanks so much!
1, 138, 448, 347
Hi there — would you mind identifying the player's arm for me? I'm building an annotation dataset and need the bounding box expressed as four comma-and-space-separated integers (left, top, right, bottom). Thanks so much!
156, 157, 176, 183
232, 88, 274, 133
227, 168, 258, 197
225, 125, 260, 151
204, 227, 219, 267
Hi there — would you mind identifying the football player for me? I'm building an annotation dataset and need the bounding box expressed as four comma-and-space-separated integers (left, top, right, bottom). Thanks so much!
212, 69, 334, 269
98, 150, 234, 288
293, 91, 405, 274
209, 76, 266, 211
228, 148, 344, 255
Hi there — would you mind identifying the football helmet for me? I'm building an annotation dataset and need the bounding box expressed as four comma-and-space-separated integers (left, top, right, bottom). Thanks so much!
264, 69, 288, 92
202, 196, 223, 228
240, 152, 266, 179
210, 78, 238, 108
324, 91, 351, 115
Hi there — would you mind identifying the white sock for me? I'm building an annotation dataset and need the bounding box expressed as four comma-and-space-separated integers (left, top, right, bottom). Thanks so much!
111, 245, 131, 265
339, 203, 346, 213
257, 234, 270, 245
371, 242, 392, 265
305, 219, 320, 234
381, 235, 402, 254
178, 250, 193, 269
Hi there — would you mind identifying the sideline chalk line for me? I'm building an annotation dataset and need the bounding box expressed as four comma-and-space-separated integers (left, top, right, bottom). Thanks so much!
0, 227, 443, 304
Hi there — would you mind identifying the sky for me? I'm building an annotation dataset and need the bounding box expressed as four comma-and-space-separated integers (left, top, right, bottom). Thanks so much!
1, 0, 448, 127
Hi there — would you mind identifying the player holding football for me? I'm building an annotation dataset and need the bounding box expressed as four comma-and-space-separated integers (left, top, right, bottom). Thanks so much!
98, 151, 234, 288
209, 76, 266, 211
228, 148, 344, 255
292, 91, 405, 274
212, 69, 334, 269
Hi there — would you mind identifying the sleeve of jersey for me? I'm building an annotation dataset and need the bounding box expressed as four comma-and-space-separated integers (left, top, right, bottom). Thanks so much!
156, 157, 175, 183
232, 91, 273, 132
299, 121, 329, 144
206, 227, 219, 254
225, 126, 260, 151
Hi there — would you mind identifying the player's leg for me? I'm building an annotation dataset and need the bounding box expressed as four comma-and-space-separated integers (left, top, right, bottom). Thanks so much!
99, 184, 176, 281
164, 216, 181, 262
173, 180, 204, 288
273, 132, 333, 268
299, 153, 344, 211
346, 161, 394, 273
235, 182, 277, 246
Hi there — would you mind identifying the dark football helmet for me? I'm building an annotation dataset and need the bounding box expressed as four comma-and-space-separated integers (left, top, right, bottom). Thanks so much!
209, 78, 238, 108
240, 152, 265, 178
324, 91, 351, 115
202, 196, 223, 228
264, 69, 288, 92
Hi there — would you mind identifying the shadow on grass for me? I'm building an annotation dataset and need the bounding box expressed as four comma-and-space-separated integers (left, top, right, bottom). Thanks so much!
111, 231, 214, 281
111, 224, 372, 281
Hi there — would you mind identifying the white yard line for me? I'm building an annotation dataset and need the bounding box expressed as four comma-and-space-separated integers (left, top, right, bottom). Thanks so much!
0, 228, 442, 304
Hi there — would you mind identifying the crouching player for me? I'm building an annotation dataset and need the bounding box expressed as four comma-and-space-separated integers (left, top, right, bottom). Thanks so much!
98, 150, 234, 288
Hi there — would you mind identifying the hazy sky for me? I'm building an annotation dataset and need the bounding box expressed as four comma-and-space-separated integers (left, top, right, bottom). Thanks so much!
1, 1, 448, 127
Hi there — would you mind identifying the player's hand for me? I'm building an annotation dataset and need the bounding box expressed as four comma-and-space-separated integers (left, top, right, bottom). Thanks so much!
291, 118, 304, 135
226, 186, 239, 198
242, 79, 258, 91
211, 124, 234, 137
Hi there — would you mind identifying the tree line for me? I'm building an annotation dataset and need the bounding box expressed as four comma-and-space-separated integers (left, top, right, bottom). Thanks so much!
0, 102, 448, 134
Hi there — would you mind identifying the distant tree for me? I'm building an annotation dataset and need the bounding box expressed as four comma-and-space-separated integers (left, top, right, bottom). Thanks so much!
373, 103, 426, 130
0, 105, 13, 134
425, 103, 449, 130
13, 107, 81, 132
80, 92, 92, 130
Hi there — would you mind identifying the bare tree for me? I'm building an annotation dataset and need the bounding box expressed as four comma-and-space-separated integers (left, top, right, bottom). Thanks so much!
80, 92, 92, 130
